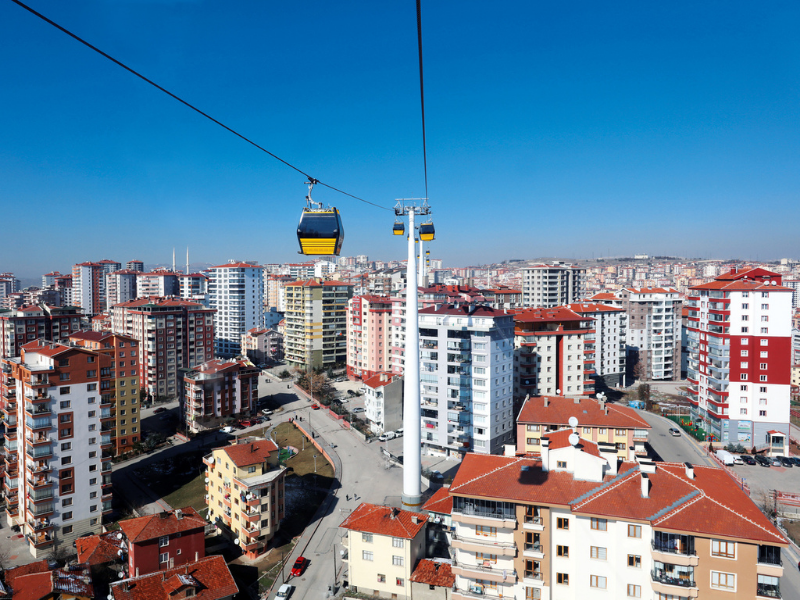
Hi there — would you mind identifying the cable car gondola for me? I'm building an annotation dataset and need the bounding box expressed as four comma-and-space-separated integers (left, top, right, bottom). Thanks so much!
296, 179, 344, 255
419, 220, 435, 242
393, 220, 405, 236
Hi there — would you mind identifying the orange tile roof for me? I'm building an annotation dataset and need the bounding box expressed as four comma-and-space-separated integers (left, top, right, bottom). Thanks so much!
410, 559, 455, 587
13, 565, 94, 600
563, 302, 624, 313
5, 560, 49, 589
110, 555, 237, 600
517, 396, 651, 430
208, 262, 259, 269
588, 293, 616, 301
513, 307, 588, 323
422, 487, 453, 515
221, 439, 279, 468
76, 531, 127, 566
362, 372, 397, 389
543, 429, 602, 458
119, 507, 206, 543
340, 503, 428, 539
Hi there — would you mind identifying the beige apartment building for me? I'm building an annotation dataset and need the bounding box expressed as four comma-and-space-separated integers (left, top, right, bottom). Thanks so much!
203, 438, 286, 559
341, 503, 428, 600
516, 394, 650, 458
284, 279, 353, 370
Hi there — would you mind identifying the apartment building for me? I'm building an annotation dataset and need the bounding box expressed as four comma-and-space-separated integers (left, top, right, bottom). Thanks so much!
109, 555, 238, 600
590, 288, 682, 381
340, 503, 428, 600
686, 267, 792, 449
284, 279, 353, 370
179, 358, 259, 431
72, 262, 105, 316
240, 327, 283, 365
105, 270, 139, 309
208, 262, 264, 357
522, 264, 587, 308
418, 304, 515, 456
2, 340, 112, 557
362, 372, 403, 435
512, 307, 596, 402
137, 269, 180, 298
564, 302, 627, 387
347, 295, 392, 381
481, 288, 523, 310
204, 438, 287, 558
0, 304, 84, 361
515, 394, 650, 458
126, 260, 144, 272
264, 274, 295, 312
118, 507, 206, 576
448, 431, 787, 600
68, 331, 140, 455
111, 298, 215, 400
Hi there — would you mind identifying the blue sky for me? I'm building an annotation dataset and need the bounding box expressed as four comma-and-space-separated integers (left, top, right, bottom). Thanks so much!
2, 1, 799, 277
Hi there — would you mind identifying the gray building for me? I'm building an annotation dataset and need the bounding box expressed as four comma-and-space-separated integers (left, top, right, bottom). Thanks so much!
521, 263, 586, 308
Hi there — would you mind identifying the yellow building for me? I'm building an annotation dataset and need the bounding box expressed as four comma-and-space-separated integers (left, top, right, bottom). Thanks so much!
203, 438, 286, 558
341, 503, 428, 600
792, 364, 800, 387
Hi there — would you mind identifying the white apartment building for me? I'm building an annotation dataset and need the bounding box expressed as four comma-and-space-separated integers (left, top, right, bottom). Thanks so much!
105, 270, 139, 308
361, 372, 403, 435
522, 264, 587, 308
686, 267, 792, 448
564, 302, 627, 387
418, 304, 515, 456
208, 262, 264, 357
2, 340, 110, 557
591, 288, 682, 381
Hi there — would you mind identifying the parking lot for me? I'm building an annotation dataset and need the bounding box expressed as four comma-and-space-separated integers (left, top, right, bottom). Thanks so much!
730, 460, 800, 496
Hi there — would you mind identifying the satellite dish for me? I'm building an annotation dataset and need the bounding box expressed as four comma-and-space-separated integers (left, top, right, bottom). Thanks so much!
108, 594, 114, 600
234, 539, 240, 545
204, 478, 209, 483
118, 572, 125, 579
568, 433, 580, 447
568, 416, 578, 429
117, 533, 123, 540
556, 389, 561, 395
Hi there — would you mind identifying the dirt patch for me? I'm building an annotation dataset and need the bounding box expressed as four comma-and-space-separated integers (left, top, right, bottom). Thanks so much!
784, 520, 800, 548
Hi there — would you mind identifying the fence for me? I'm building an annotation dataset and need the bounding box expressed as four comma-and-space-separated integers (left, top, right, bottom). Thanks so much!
708, 452, 750, 495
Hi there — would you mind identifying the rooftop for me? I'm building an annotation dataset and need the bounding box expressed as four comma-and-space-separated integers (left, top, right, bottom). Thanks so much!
119, 507, 206, 543
409, 559, 455, 587
219, 439, 279, 468
340, 502, 428, 539
422, 486, 453, 515
517, 395, 651, 430
76, 531, 127, 566
110, 555, 237, 600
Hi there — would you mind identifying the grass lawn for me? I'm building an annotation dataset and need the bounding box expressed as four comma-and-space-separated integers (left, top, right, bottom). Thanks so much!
164, 472, 207, 512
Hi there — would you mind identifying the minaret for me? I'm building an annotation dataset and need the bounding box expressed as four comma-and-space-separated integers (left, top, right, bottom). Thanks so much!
186, 247, 190, 275
172, 248, 176, 272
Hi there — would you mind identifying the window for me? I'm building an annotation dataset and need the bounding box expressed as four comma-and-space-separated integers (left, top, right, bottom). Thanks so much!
590, 546, 607, 560
740, 408, 747, 415
476, 553, 497, 564
362, 532, 373, 543
711, 571, 736, 590
556, 461, 567, 469
627, 584, 641, 597
557, 545, 569, 557
159, 535, 169, 547
761, 339, 769, 346
741, 327, 748, 333
591, 518, 607, 531
711, 539, 735, 558
741, 350, 749, 356
63, 511, 73, 521
392, 537, 405, 547
61, 456, 72, 465
61, 442, 71, 451
760, 375, 768, 382
590, 575, 607, 589
557, 517, 569, 530
761, 327, 768, 333
760, 386, 767, 392
525, 588, 540, 600
362, 551, 374, 561
740, 374, 748, 380
377, 574, 386, 583
628, 524, 642, 538
760, 351, 768, 358
60, 401, 71, 409
159, 552, 169, 563
628, 554, 641, 568
740, 362, 749, 368
392, 555, 404, 566
62, 525, 73, 535
475, 526, 496, 537
615, 429, 626, 436
760, 363, 768, 370
556, 573, 569, 585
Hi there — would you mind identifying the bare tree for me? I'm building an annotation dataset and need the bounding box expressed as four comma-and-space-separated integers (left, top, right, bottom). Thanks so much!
0, 546, 13, 572
753, 488, 778, 520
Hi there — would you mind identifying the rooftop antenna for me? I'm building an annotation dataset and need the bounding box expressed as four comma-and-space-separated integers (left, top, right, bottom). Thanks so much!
568, 416, 578, 433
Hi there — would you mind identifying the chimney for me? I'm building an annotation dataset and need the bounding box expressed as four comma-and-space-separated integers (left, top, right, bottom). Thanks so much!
251, 443, 255, 452
684, 462, 694, 480
543, 397, 549, 407
380, 373, 388, 382
573, 397, 580, 404
412, 515, 419, 524
540, 437, 550, 472
390, 508, 398, 520
640, 473, 650, 498
175, 509, 182, 520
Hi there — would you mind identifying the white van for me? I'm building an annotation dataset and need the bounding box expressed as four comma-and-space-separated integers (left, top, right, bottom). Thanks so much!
276, 584, 294, 599
378, 431, 397, 442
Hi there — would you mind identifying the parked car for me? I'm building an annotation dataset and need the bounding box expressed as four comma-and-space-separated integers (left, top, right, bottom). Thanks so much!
790, 456, 800, 467
311, 404, 320, 410
771, 457, 783, 467
741, 455, 756, 465
291, 557, 308, 577
153, 407, 167, 414
395, 428, 404, 437
276, 584, 294, 599
221, 426, 235, 434
780, 456, 794, 468
379, 432, 397, 442
239, 419, 254, 428
732, 455, 744, 465
754, 455, 771, 467
669, 428, 681, 437
261, 409, 273, 416
352, 407, 365, 414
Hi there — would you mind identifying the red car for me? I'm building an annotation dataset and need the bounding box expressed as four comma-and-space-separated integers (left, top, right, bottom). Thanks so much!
291, 556, 308, 577
311, 404, 320, 410
153, 407, 166, 414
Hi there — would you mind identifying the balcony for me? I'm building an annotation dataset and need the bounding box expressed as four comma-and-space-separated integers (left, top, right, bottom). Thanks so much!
26, 446, 53, 460
451, 559, 514, 584
757, 582, 781, 598
26, 433, 51, 446
26, 475, 52, 489
651, 568, 696, 590
25, 404, 51, 418
523, 542, 544, 559
27, 517, 53, 532
522, 515, 544, 531
451, 533, 516, 557
27, 502, 54, 517
27, 531, 54, 549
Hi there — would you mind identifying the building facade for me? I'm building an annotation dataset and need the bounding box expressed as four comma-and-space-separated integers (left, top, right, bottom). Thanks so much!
347, 295, 393, 381
686, 267, 792, 448
362, 372, 403, 435
180, 358, 260, 431
418, 304, 515, 456
2, 340, 112, 556
564, 302, 627, 387
204, 439, 286, 558
240, 327, 283, 365
105, 270, 139, 309
72, 262, 105, 316
284, 279, 353, 369
522, 264, 587, 308
208, 262, 264, 357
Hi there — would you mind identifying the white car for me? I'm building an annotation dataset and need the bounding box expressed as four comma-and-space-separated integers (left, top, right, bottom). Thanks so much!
276, 584, 294, 599
352, 407, 365, 414
261, 409, 273, 416
221, 426, 235, 434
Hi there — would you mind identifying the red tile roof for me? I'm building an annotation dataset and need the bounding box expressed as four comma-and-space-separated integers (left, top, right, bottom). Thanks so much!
512, 307, 588, 323
119, 507, 206, 543
422, 487, 453, 515
340, 503, 428, 539
419, 304, 509, 318
110, 555, 237, 600
5, 560, 49, 589
221, 439, 279, 468
361, 372, 396, 389
76, 531, 127, 566
517, 396, 651, 430
563, 302, 624, 313
588, 293, 616, 301
543, 429, 602, 458
13, 564, 94, 600
410, 559, 455, 587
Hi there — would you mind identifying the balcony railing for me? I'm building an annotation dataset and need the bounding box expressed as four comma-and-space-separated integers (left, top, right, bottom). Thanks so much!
757, 583, 781, 598
652, 540, 696, 556
651, 569, 695, 588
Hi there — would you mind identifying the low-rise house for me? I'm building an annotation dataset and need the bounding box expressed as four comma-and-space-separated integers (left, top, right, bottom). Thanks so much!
422, 487, 453, 560
118, 507, 206, 577
362, 372, 403, 434
203, 439, 286, 557
516, 394, 651, 458
410, 559, 455, 600
76, 530, 128, 574
240, 327, 283, 365
109, 555, 237, 600
8, 564, 93, 600
340, 503, 428, 600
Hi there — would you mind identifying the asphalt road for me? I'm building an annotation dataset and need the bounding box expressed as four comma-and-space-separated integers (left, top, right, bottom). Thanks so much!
637, 409, 800, 596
